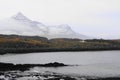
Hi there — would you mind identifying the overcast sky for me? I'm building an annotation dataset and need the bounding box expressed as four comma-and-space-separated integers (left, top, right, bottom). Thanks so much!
0, 0, 120, 39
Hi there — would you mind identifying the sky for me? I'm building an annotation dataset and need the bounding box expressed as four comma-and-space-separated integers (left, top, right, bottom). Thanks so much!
0, 0, 120, 39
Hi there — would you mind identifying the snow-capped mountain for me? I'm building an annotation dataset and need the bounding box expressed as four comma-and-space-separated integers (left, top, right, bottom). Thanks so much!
0, 12, 89, 39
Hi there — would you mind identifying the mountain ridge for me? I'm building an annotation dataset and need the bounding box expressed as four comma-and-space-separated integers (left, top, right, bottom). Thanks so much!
0, 12, 89, 39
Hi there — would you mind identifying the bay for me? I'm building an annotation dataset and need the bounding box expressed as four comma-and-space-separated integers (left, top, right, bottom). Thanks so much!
1, 51, 120, 77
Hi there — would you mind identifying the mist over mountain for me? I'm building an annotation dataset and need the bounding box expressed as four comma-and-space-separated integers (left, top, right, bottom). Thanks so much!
0, 12, 89, 39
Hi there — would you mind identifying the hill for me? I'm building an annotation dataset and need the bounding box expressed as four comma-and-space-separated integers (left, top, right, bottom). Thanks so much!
0, 35, 120, 54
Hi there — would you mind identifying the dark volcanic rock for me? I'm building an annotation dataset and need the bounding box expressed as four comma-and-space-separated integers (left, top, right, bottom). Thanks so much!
0, 62, 68, 71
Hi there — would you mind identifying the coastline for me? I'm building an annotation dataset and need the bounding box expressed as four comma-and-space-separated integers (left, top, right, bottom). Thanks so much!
0, 62, 68, 71
1, 62, 120, 80
0, 34, 120, 55
1, 69, 120, 80
0, 48, 120, 55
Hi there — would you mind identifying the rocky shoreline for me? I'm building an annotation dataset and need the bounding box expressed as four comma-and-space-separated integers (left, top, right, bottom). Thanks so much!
0, 71, 77, 80
0, 62, 68, 71
1, 71, 120, 80
1, 62, 120, 80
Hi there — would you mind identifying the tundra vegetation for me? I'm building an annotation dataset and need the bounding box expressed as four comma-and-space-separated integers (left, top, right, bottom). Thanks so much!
0, 34, 120, 54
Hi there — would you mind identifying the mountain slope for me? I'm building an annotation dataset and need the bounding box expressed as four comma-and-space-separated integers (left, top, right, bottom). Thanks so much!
0, 12, 89, 39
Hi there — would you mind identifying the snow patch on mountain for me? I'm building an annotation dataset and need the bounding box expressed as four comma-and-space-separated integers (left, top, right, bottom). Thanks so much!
0, 12, 89, 39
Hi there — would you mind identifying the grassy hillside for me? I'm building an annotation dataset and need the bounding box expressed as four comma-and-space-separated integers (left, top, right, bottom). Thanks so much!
0, 34, 120, 54
0, 34, 49, 48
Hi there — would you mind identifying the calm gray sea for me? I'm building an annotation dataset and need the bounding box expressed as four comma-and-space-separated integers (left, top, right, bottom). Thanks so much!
1, 51, 120, 77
